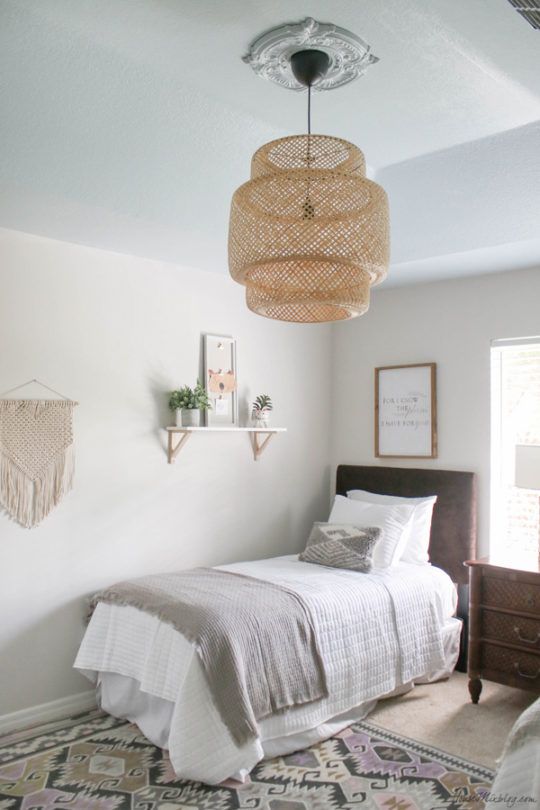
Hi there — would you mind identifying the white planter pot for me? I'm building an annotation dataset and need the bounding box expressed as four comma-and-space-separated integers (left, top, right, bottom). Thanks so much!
181, 409, 200, 427
252, 410, 270, 429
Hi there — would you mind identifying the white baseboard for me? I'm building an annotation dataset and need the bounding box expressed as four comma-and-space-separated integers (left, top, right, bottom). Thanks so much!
0, 689, 97, 735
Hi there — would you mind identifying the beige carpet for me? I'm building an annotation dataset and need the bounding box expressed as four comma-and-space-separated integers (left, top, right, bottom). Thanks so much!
370, 671, 536, 769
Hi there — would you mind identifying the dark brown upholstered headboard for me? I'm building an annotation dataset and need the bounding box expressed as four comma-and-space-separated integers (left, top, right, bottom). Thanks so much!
336, 465, 477, 584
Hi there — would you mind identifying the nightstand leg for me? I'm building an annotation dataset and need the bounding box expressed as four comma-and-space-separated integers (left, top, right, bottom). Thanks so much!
468, 677, 482, 704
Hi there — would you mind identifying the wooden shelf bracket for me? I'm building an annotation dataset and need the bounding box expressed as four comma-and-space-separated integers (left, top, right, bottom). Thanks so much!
167, 430, 192, 464
250, 430, 276, 461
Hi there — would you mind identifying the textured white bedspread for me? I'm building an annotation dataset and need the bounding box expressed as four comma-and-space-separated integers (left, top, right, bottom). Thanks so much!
75, 555, 457, 783
490, 697, 540, 806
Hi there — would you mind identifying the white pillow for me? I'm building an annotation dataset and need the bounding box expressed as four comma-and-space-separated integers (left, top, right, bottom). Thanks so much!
329, 495, 415, 569
347, 489, 437, 565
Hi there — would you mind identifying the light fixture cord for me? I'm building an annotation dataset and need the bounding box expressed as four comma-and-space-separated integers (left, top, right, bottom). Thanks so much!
302, 82, 314, 219
306, 82, 312, 167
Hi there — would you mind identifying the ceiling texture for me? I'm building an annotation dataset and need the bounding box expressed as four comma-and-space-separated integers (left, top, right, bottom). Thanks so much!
1, 0, 539, 287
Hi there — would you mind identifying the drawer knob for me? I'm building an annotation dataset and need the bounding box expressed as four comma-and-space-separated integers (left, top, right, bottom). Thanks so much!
514, 662, 540, 680
525, 594, 535, 608
513, 626, 540, 645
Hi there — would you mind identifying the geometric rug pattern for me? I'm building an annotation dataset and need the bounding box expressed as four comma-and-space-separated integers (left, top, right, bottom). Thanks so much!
0, 709, 494, 809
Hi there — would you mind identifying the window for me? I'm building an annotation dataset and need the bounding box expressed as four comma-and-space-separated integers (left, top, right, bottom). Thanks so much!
490, 337, 540, 556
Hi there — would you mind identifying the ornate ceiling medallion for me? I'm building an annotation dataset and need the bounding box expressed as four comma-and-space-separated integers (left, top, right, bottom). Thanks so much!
242, 17, 379, 92
230, 20, 389, 323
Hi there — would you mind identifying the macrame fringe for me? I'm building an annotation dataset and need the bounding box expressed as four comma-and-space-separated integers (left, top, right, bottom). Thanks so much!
0, 444, 75, 528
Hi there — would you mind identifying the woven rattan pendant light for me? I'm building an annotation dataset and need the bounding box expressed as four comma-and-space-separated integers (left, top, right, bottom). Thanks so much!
229, 37, 389, 323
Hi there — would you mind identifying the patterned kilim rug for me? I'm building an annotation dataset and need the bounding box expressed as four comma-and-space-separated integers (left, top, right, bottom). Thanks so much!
0, 709, 494, 809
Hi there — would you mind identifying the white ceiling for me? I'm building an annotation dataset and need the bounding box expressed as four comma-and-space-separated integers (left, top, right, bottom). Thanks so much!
1, 0, 539, 286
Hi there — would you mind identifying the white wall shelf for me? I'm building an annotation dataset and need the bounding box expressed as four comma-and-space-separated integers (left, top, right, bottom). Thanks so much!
165, 426, 287, 464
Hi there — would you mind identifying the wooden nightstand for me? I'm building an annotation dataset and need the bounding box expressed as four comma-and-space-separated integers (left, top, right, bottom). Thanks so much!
466, 555, 540, 703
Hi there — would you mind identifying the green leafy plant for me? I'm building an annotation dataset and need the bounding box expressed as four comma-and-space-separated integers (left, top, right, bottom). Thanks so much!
169, 380, 212, 411
252, 394, 273, 414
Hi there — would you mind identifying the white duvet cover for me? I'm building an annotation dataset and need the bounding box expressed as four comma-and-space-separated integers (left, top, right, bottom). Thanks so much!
75, 555, 459, 784
490, 697, 540, 807
490, 743, 540, 807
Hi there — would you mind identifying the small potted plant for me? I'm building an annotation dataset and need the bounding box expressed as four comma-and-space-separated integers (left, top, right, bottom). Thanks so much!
169, 380, 211, 427
252, 394, 273, 428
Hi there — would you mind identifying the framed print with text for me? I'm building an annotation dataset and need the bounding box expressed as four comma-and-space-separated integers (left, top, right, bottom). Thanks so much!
375, 363, 437, 458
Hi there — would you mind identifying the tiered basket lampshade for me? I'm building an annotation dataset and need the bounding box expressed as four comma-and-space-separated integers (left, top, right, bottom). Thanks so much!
228, 134, 389, 323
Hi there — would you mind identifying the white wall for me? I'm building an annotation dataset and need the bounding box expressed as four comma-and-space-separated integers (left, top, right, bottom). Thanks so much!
0, 228, 332, 715
331, 267, 540, 557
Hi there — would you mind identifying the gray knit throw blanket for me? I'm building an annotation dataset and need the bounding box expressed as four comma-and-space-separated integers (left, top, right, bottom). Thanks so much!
91, 568, 328, 746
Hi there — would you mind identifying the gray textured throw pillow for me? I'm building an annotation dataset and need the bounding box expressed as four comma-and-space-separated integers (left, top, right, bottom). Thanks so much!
299, 522, 382, 572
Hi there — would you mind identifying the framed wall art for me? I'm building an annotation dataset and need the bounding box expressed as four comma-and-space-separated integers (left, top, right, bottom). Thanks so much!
375, 363, 437, 458
202, 334, 238, 427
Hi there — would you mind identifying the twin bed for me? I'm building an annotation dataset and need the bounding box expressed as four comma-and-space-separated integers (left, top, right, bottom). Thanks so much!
75, 465, 477, 784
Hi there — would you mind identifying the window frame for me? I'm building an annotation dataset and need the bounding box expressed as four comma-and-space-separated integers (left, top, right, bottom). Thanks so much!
490, 336, 540, 556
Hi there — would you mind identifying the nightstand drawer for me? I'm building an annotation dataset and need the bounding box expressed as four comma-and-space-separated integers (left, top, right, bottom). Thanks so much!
483, 576, 540, 614
482, 643, 540, 688
483, 609, 540, 650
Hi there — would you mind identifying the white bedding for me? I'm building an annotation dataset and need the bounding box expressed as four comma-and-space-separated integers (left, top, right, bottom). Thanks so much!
490, 744, 540, 807
490, 697, 540, 807
75, 554, 459, 784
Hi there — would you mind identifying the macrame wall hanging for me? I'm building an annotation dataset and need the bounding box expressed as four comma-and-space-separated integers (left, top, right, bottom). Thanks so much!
0, 379, 78, 528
